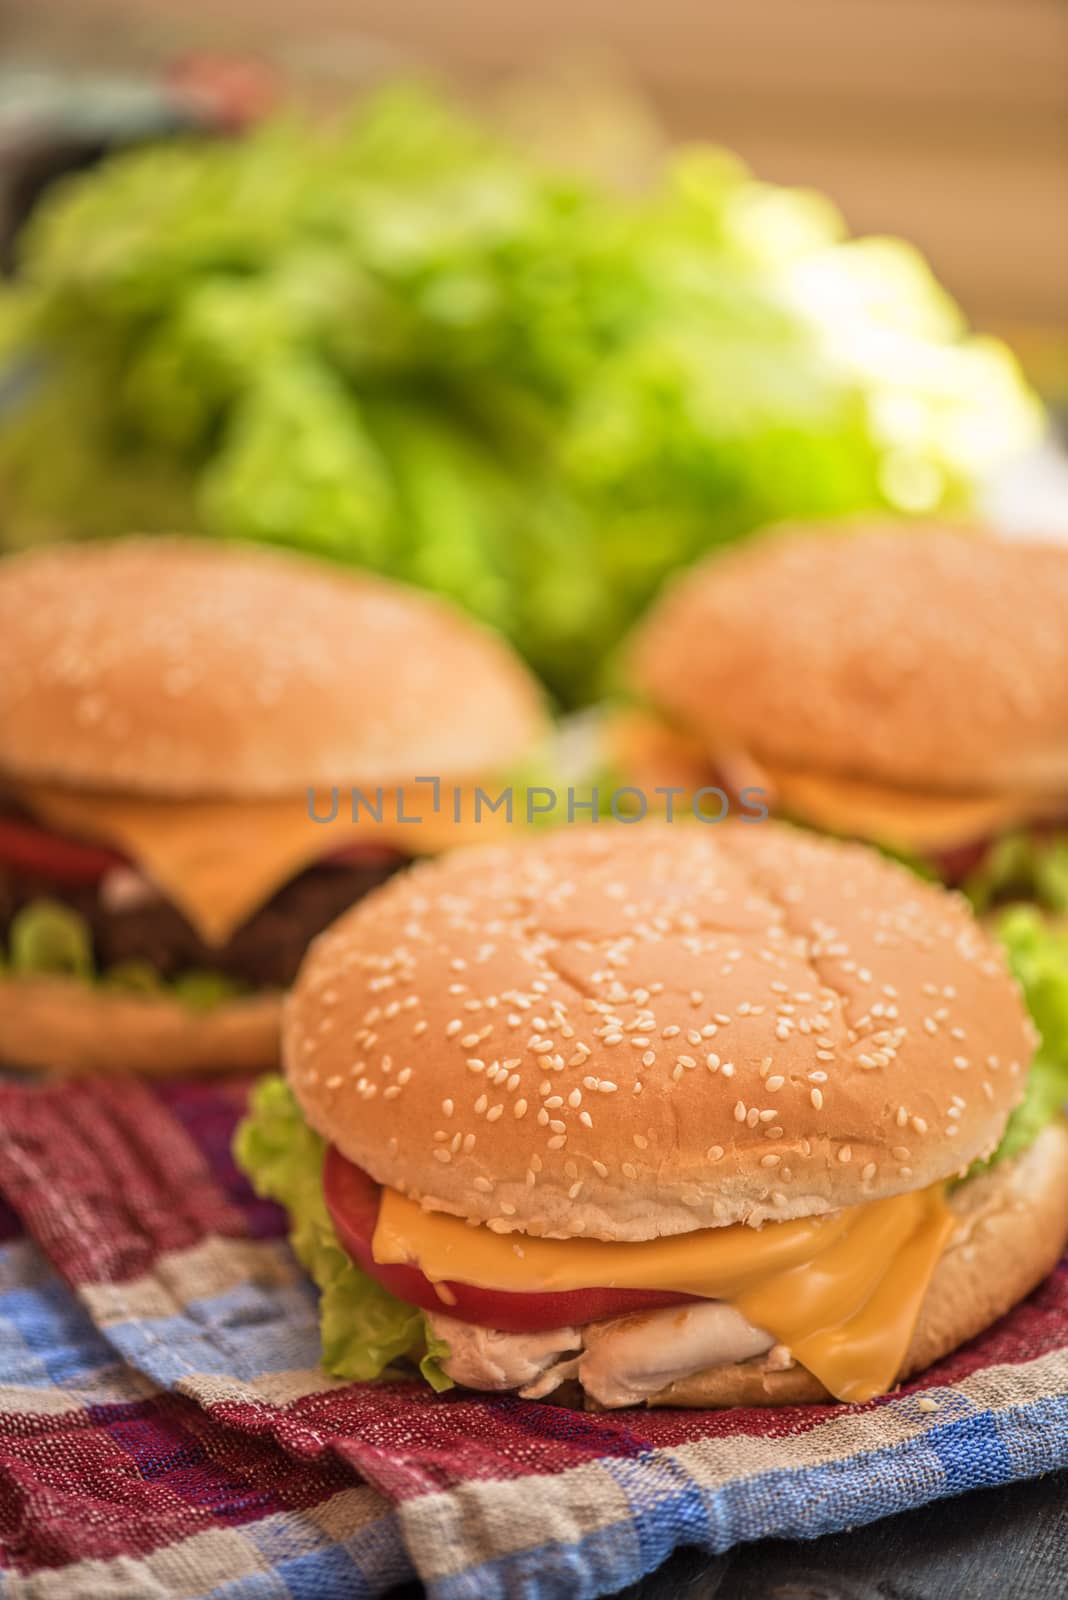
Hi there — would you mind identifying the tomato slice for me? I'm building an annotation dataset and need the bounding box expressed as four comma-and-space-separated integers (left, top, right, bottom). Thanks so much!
926, 836, 991, 887
0, 815, 128, 883
323, 1145, 695, 1333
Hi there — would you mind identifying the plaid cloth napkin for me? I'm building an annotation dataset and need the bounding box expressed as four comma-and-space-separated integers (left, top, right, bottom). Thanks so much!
0, 1077, 1065, 1600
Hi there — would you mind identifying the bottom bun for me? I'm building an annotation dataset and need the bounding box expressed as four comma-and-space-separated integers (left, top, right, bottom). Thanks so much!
0, 976, 281, 1076
643, 1118, 1068, 1408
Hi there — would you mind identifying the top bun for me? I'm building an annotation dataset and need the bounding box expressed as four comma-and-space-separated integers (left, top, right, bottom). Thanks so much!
630, 525, 1068, 794
0, 538, 546, 797
285, 822, 1033, 1241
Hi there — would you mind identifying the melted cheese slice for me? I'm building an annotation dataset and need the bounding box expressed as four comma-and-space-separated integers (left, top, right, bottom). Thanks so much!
15, 781, 514, 947
611, 713, 1058, 851
758, 764, 1060, 853
373, 1183, 956, 1403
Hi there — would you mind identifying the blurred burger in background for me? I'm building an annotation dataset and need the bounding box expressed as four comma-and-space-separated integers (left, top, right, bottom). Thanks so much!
621, 525, 1068, 1168
0, 538, 546, 1074
626, 524, 1068, 914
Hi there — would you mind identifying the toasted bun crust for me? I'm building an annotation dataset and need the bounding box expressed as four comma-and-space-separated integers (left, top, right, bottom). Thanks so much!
0, 538, 546, 797
648, 1117, 1068, 1405
285, 822, 1033, 1239
0, 976, 280, 1075
631, 525, 1068, 794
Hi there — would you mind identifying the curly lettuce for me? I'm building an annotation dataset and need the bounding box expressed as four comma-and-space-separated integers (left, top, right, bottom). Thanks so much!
0, 83, 1039, 705
233, 1075, 452, 1389
964, 833, 1068, 917
985, 908, 1068, 1167
4, 898, 248, 1011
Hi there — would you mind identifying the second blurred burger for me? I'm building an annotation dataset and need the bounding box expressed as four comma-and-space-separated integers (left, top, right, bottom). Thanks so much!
625, 523, 1068, 912
0, 537, 546, 1074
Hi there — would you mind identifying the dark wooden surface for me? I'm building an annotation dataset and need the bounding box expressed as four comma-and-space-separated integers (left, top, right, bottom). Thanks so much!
385, 1471, 1067, 1599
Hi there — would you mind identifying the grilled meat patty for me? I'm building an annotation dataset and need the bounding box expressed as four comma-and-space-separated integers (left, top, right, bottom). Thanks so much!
1, 856, 403, 989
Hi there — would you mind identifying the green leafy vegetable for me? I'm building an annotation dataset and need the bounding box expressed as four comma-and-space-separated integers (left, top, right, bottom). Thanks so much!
964, 832, 1068, 917
4, 897, 249, 1010
9, 899, 93, 978
983, 908, 1068, 1167
170, 970, 250, 1012
233, 1074, 453, 1388
0, 84, 1038, 703
100, 959, 165, 995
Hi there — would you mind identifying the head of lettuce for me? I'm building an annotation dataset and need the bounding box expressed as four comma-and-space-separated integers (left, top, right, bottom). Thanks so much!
0, 84, 1039, 705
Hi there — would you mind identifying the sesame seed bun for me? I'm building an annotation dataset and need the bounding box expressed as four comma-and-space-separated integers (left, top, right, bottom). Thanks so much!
0, 975, 280, 1075
647, 1117, 1068, 1406
630, 525, 1068, 795
285, 822, 1034, 1240
0, 538, 546, 797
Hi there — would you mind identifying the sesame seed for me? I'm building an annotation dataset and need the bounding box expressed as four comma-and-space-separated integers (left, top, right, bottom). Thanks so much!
810, 1087, 823, 1110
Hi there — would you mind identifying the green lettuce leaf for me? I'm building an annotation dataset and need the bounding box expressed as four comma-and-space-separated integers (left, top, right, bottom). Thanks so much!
964, 832, 1068, 916
8, 899, 93, 978
233, 1075, 453, 1387
984, 908, 1068, 1167
4, 897, 249, 1010
0, 82, 1038, 705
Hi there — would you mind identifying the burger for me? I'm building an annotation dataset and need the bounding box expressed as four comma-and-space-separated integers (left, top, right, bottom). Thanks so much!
0, 538, 546, 1074
624, 523, 1068, 911
236, 823, 1068, 1408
